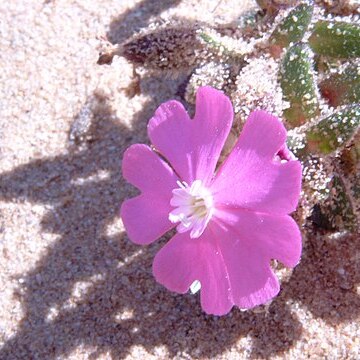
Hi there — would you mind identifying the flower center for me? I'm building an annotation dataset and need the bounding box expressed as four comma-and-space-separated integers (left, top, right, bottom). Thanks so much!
169, 180, 214, 239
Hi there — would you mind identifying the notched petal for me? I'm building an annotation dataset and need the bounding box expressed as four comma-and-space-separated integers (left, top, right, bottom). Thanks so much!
121, 144, 179, 244
212, 111, 302, 215
122, 143, 178, 192
148, 86, 233, 184
153, 209, 301, 315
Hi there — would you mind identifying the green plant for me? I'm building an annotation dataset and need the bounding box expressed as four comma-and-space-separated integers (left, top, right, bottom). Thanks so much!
99, 0, 360, 232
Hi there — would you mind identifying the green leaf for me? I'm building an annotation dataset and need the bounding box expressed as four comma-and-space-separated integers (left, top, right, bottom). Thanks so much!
319, 62, 360, 106
280, 43, 320, 127
309, 21, 360, 58
270, 2, 313, 49
306, 105, 360, 155
321, 175, 358, 231
198, 30, 249, 60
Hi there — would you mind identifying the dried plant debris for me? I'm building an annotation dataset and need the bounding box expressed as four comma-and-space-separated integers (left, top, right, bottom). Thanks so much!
99, 1, 360, 233
69, 98, 95, 147
98, 22, 207, 72
256, 0, 302, 15
315, 0, 360, 15
69, 92, 110, 149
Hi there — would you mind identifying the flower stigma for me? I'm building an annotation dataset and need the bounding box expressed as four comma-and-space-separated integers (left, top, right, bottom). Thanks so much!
169, 180, 214, 238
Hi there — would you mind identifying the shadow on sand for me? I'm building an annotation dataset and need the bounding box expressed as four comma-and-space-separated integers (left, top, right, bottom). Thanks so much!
0, 0, 359, 358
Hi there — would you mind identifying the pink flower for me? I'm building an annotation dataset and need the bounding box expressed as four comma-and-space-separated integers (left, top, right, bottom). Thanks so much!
121, 86, 302, 315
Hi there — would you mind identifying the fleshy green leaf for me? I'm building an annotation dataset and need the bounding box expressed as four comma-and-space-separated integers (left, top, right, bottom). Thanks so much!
306, 105, 360, 155
320, 175, 358, 231
287, 106, 360, 157
319, 62, 360, 106
280, 43, 320, 127
270, 2, 313, 49
198, 30, 250, 60
309, 21, 360, 58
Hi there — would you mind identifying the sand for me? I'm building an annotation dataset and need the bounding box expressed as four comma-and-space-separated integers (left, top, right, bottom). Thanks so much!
0, 0, 359, 359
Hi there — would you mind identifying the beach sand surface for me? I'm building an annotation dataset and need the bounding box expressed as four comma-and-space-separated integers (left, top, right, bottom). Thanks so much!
0, 1, 359, 358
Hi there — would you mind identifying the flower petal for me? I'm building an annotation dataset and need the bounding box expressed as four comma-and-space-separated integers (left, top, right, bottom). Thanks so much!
152, 231, 233, 315
120, 144, 178, 244
211, 111, 302, 215
148, 86, 233, 184
153, 210, 301, 315
209, 210, 302, 309
214, 209, 302, 268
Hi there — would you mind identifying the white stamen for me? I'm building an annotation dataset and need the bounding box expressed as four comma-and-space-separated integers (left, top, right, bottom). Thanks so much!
169, 180, 214, 238
190, 280, 201, 294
